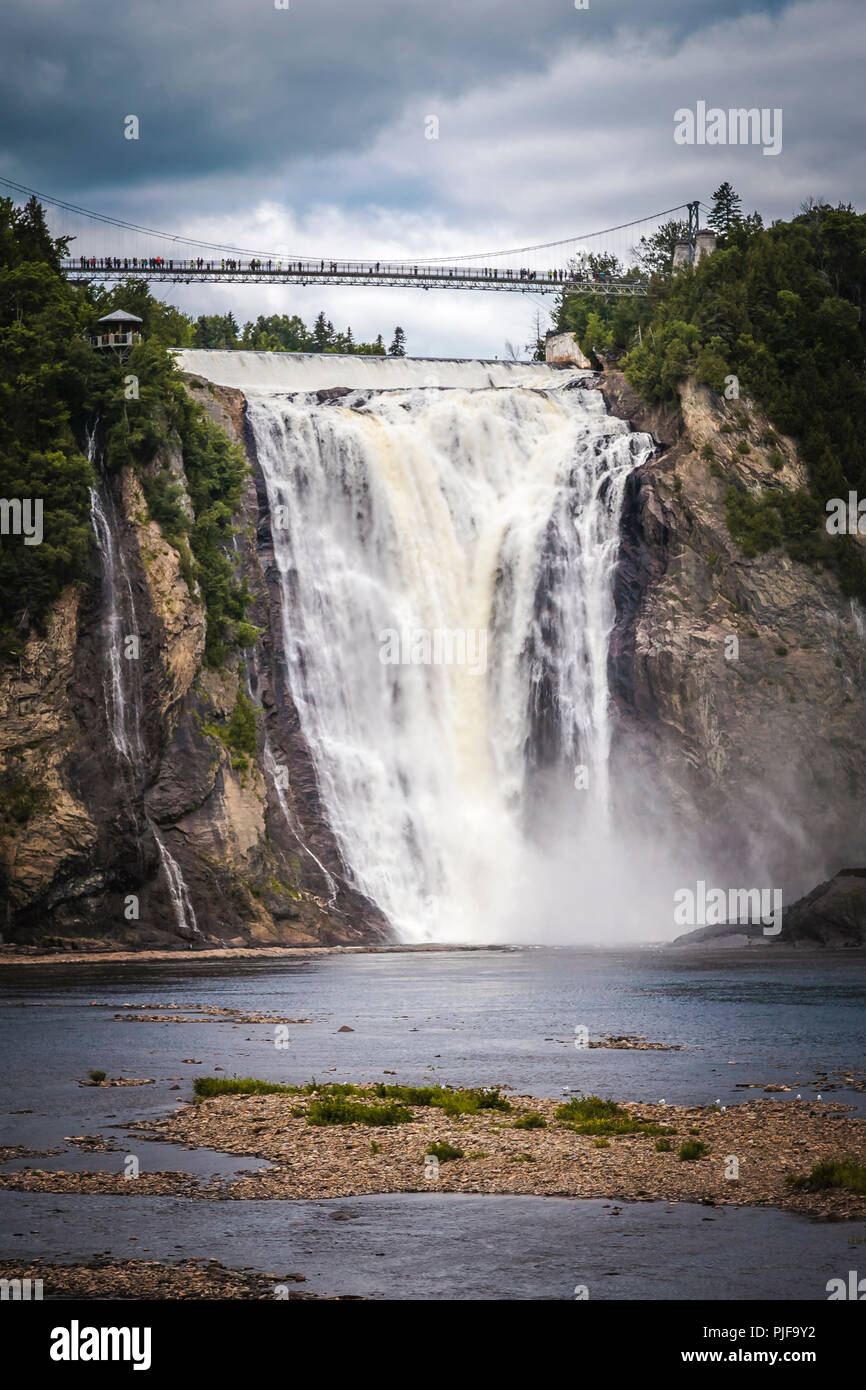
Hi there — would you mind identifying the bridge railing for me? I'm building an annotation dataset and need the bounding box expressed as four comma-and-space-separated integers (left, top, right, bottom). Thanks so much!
63, 259, 648, 295
89, 332, 142, 348
64, 258, 640, 283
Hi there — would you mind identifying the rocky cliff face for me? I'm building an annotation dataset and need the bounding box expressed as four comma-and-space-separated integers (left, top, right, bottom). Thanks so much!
603, 371, 866, 906
0, 378, 389, 949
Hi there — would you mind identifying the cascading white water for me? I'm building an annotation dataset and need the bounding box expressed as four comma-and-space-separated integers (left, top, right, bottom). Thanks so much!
89, 484, 145, 764
218, 354, 654, 943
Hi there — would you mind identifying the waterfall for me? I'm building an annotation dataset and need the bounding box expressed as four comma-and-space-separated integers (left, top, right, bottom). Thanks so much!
152, 826, 200, 940
89, 484, 145, 765
225, 354, 654, 943
244, 653, 339, 906
87, 426, 201, 938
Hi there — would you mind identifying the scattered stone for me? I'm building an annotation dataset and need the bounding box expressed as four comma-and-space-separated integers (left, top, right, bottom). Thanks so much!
63, 1135, 120, 1152
0, 1146, 61, 1162
588, 1035, 685, 1051
78, 1077, 154, 1088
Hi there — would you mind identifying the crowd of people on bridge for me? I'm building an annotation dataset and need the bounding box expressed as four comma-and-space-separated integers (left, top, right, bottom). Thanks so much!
69, 254, 606, 283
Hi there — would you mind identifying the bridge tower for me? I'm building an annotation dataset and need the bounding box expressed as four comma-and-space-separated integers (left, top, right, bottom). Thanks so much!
686, 200, 700, 263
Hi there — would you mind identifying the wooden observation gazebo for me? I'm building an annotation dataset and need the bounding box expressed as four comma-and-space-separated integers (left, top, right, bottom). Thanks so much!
91, 309, 143, 353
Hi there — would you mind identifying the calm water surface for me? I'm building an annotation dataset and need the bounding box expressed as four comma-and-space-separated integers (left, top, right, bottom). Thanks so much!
1, 947, 863, 1299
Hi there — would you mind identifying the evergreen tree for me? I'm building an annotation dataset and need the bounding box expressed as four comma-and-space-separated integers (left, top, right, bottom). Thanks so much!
634, 219, 689, 277
388, 326, 406, 356
708, 182, 743, 236
312, 311, 330, 351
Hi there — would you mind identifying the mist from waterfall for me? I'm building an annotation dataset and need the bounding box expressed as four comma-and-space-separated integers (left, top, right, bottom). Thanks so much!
231, 357, 656, 943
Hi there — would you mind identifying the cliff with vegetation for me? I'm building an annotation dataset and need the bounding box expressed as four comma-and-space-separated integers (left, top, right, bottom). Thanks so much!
569, 194, 866, 920
0, 197, 388, 947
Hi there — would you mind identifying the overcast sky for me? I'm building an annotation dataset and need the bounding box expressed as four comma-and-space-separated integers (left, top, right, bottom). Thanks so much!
1, 0, 863, 356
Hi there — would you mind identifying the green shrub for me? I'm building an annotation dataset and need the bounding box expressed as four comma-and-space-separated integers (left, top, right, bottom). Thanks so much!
725, 485, 784, 556
512, 1111, 547, 1130
678, 1140, 710, 1161
201, 688, 260, 775
194, 1076, 302, 1099
655, 1138, 673, 1152
88, 1069, 107, 1083
306, 1097, 412, 1127
372, 1083, 510, 1114
786, 1159, 866, 1194
225, 688, 258, 757
554, 1094, 667, 1137
426, 1140, 464, 1162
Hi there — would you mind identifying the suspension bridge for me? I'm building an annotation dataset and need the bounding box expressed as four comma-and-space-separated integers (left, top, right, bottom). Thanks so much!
3, 178, 707, 296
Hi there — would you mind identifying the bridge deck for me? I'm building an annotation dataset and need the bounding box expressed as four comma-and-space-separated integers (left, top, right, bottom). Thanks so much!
62, 263, 648, 296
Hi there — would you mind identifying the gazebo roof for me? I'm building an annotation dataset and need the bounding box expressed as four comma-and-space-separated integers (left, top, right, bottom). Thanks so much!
97, 309, 143, 324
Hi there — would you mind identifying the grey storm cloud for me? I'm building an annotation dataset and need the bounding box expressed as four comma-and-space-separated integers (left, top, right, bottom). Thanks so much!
0, 0, 795, 195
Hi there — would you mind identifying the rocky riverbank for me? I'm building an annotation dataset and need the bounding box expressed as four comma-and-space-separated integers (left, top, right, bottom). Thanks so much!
0, 941, 513, 966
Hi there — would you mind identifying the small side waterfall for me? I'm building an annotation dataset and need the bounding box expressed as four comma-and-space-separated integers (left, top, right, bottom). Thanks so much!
87, 426, 201, 938
89, 484, 145, 765
152, 826, 200, 939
